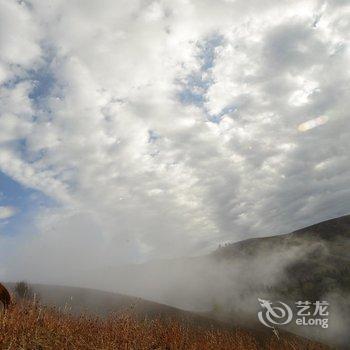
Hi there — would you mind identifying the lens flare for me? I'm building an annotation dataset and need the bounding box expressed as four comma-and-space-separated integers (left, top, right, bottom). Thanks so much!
298, 116, 329, 132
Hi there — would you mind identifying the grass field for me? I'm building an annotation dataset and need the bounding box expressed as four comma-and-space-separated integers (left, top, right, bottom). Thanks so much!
0, 301, 330, 350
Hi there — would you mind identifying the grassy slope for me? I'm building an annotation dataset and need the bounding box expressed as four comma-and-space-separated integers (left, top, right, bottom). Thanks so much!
0, 301, 330, 350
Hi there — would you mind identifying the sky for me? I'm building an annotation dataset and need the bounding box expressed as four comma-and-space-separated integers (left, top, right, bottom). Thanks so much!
0, 0, 349, 282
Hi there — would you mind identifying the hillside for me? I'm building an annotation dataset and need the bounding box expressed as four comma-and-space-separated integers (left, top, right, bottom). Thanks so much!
5, 215, 349, 348
77, 215, 350, 348
213, 214, 350, 300
5, 283, 231, 328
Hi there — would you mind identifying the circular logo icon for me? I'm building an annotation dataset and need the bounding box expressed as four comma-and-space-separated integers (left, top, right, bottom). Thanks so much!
258, 298, 293, 328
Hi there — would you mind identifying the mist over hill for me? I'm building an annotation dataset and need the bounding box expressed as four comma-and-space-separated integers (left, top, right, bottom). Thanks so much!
72, 215, 350, 348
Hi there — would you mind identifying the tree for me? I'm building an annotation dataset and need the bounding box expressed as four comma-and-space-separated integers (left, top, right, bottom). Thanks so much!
15, 281, 34, 300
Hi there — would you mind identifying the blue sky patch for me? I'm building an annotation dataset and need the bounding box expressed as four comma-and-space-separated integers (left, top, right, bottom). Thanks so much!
177, 34, 237, 123
0, 171, 55, 236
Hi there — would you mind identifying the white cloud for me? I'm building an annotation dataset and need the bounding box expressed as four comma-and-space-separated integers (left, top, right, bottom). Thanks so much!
0, 0, 349, 281
0, 0, 41, 84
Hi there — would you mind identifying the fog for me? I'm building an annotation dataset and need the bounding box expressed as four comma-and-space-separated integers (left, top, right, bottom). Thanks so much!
7, 230, 350, 347
83, 237, 350, 347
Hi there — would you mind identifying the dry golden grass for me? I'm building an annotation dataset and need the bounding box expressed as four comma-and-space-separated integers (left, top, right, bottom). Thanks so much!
0, 301, 329, 350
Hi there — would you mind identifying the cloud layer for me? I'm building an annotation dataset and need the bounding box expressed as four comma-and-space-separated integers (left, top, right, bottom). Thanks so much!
0, 0, 349, 281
